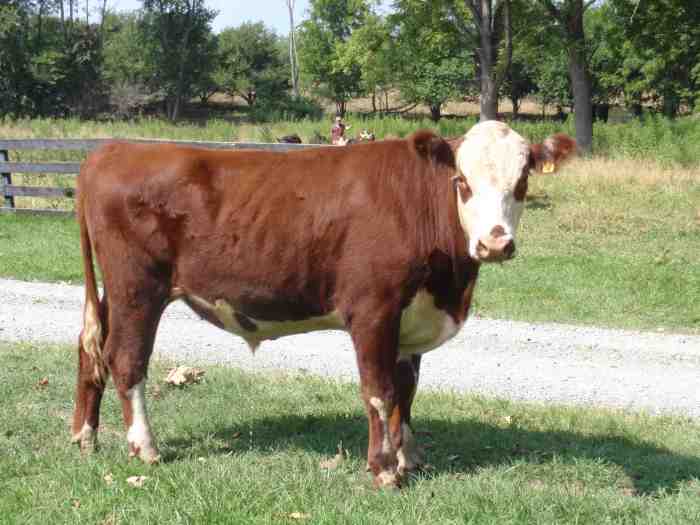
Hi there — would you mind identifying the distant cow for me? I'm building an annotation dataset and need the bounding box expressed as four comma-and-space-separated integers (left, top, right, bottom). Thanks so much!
359, 129, 376, 141
72, 121, 574, 488
276, 134, 303, 144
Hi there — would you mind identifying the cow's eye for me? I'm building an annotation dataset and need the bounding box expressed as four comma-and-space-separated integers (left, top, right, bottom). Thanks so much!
452, 175, 472, 202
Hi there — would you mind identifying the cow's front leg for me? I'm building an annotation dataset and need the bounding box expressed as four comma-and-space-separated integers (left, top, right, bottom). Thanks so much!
351, 309, 406, 488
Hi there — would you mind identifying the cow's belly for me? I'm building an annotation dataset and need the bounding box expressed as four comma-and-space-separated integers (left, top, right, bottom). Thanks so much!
398, 290, 461, 356
183, 294, 345, 350
181, 289, 459, 355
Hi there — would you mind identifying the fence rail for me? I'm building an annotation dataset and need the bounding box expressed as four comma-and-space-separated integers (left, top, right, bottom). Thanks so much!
0, 138, 323, 215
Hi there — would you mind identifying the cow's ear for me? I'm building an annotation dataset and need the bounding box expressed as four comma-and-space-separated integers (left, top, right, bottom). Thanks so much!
411, 130, 455, 167
530, 133, 576, 174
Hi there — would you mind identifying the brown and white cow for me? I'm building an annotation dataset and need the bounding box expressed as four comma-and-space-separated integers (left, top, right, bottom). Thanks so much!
72, 120, 574, 488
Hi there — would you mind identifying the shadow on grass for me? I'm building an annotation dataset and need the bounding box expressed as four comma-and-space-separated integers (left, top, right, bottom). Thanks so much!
525, 192, 553, 211
160, 412, 700, 496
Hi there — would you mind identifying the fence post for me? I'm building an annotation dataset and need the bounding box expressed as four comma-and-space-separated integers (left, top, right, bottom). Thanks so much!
1, 149, 14, 210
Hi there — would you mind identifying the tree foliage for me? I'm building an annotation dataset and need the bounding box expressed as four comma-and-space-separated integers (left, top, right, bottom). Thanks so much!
390, 0, 473, 121
215, 22, 288, 106
297, 0, 373, 115
0, 0, 699, 128
140, 0, 217, 120
607, 0, 700, 117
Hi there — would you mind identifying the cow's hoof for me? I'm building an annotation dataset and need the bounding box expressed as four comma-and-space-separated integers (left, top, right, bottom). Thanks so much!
397, 424, 425, 475
397, 444, 425, 475
374, 470, 401, 490
129, 442, 161, 464
72, 424, 98, 454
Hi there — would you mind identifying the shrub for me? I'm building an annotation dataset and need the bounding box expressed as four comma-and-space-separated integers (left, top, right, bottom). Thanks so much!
248, 95, 324, 122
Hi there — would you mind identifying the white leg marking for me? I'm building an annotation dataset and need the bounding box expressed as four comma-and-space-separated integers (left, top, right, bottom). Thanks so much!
369, 397, 387, 422
369, 397, 392, 454
126, 381, 160, 464
397, 423, 423, 474
72, 422, 97, 452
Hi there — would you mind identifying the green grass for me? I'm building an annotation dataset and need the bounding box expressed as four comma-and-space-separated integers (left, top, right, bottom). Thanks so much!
1, 342, 700, 524
0, 213, 82, 282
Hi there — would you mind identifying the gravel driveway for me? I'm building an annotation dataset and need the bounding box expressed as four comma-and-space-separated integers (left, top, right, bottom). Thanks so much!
2, 278, 699, 417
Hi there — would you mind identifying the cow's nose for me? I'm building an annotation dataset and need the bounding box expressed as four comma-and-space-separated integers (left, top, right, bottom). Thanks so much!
476, 235, 516, 262
502, 238, 516, 259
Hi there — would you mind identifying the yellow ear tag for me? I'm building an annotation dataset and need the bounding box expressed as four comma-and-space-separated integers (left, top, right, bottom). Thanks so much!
542, 161, 555, 174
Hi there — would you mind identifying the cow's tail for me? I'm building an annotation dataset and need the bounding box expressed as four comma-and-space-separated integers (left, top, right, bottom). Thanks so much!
77, 189, 108, 386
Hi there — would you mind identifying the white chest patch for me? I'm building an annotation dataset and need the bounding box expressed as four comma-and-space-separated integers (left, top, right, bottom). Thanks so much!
398, 290, 461, 356
185, 294, 345, 350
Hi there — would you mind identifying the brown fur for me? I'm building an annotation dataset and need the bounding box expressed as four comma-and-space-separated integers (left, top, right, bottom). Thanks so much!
72, 127, 573, 487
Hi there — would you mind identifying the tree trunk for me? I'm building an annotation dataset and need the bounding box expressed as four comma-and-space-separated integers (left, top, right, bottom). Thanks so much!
662, 91, 679, 118
287, 0, 299, 98
59, 1, 68, 43
539, 0, 593, 153
478, 0, 498, 120
567, 4, 593, 154
480, 72, 499, 120
171, 95, 181, 121
170, 2, 196, 121
429, 103, 442, 122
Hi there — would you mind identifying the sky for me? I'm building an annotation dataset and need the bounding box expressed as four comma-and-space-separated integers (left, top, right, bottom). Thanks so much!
111, 1, 311, 35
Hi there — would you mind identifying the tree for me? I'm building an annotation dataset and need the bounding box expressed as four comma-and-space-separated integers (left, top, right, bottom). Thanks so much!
499, 0, 543, 118
501, 52, 537, 119
607, 0, 700, 117
584, 4, 625, 121
447, 0, 513, 121
535, 0, 595, 154
337, 12, 394, 113
0, 3, 34, 117
140, 0, 216, 120
297, 0, 372, 116
103, 11, 156, 115
215, 22, 288, 106
391, 0, 473, 121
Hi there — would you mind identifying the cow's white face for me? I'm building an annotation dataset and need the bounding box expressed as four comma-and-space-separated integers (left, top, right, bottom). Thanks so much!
454, 121, 531, 263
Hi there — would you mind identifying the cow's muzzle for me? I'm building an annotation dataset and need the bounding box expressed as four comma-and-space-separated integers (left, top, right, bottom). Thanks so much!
475, 233, 516, 262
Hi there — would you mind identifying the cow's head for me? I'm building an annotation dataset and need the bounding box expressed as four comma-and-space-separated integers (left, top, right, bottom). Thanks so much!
452, 120, 575, 263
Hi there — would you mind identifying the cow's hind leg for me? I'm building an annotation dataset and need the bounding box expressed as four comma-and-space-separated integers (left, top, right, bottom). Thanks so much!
105, 290, 167, 464
395, 355, 424, 474
72, 294, 109, 452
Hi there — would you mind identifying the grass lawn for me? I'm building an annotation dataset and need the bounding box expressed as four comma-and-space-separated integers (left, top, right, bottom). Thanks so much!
1, 342, 700, 524
1, 156, 698, 332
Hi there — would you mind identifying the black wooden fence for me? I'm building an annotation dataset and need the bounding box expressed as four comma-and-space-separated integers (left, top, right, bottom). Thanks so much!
0, 138, 321, 215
